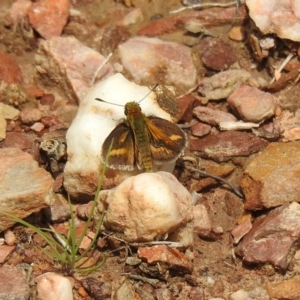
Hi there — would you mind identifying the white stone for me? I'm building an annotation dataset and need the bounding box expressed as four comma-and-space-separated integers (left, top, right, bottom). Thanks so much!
36, 272, 73, 300
101, 171, 194, 246
64, 73, 179, 197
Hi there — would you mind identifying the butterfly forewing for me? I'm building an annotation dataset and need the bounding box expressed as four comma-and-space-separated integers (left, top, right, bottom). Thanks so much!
101, 123, 135, 170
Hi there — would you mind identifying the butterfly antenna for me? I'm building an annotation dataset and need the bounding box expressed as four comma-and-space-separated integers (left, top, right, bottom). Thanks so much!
95, 98, 124, 107
137, 84, 159, 104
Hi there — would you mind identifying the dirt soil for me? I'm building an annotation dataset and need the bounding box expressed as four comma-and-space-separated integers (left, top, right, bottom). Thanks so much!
1, 0, 300, 299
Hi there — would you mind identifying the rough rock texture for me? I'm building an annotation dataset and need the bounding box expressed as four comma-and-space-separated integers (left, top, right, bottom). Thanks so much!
189, 131, 268, 162
138, 245, 193, 273
241, 142, 300, 210
28, 0, 70, 39
0, 148, 54, 232
0, 265, 30, 300
227, 85, 276, 123
118, 36, 197, 91
100, 172, 193, 246
198, 37, 237, 71
35, 36, 114, 104
0, 50, 23, 84
198, 69, 258, 100
246, 0, 300, 42
193, 106, 237, 126
265, 275, 300, 300
235, 202, 300, 270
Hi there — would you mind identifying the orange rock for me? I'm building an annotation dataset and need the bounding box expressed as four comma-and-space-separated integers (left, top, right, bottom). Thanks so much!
265, 275, 300, 299
0, 51, 23, 84
28, 0, 70, 39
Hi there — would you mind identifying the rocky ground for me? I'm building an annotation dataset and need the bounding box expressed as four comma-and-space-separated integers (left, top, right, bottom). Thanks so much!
1, 0, 300, 299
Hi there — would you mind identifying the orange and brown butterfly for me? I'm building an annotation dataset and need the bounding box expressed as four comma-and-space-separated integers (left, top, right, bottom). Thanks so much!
95, 89, 187, 172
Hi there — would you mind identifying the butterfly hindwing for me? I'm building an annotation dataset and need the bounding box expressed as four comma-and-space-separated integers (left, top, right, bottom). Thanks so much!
101, 123, 135, 170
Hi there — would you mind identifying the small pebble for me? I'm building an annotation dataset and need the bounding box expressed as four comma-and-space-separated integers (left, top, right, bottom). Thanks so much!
30, 122, 45, 132
4, 229, 16, 246
229, 26, 246, 41
20, 108, 42, 125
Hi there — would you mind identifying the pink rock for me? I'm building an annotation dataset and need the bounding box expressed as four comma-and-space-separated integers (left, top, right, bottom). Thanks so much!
0, 148, 53, 231
198, 37, 237, 71
118, 36, 197, 91
191, 122, 211, 137
231, 221, 252, 244
189, 131, 268, 162
30, 122, 45, 132
138, 245, 192, 273
20, 108, 42, 124
0, 51, 23, 84
241, 142, 300, 210
227, 85, 276, 123
193, 106, 237, 126
235, 202, 300, 270
0, 265, 30, 299
0, 245, 15, 263
36, 36, 114, 104
193, 204, 212, 237
28, 0, 70, 39
1, 132, 34, 151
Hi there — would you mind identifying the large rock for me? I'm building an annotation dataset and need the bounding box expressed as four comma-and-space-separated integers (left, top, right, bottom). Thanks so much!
235, 202, 300, 270
100, 172, 193, 246
35, 36, 114, 104
0, 148, 54, 231
118, 36, 197, 92
241, 142, 300, 210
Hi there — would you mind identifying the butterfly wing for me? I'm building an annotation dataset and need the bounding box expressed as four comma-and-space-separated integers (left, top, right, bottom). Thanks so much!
101, 123, 135, 171
145, 117, 187, 164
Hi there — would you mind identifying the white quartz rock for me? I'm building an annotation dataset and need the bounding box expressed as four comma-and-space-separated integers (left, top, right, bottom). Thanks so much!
36, 272, 73, 300
246, 0, 300, 42
101, 171, 194, 246
64, 73, 178, 198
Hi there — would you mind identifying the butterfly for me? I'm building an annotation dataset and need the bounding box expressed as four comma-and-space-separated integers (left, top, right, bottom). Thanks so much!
95, 99, 187, 172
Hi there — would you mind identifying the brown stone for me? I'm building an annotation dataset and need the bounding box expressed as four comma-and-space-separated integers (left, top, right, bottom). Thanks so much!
265, 275, 300, 299
28, 0, 70, 39
189, 131, 268, 162
235, 202, 300, 270
191, 122, 211, 137
137, 6, 246, 37
1, 132, 34, 151
138, 245, 193, 273
241, 142, 300, 210
198, 37, 237, 71
0, 51, 23, 84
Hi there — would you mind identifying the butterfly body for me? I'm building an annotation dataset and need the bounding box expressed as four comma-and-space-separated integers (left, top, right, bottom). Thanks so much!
101, 101, 187, 172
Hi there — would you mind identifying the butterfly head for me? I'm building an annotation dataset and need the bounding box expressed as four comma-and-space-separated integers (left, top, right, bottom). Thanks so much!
124, 101, 142, 116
